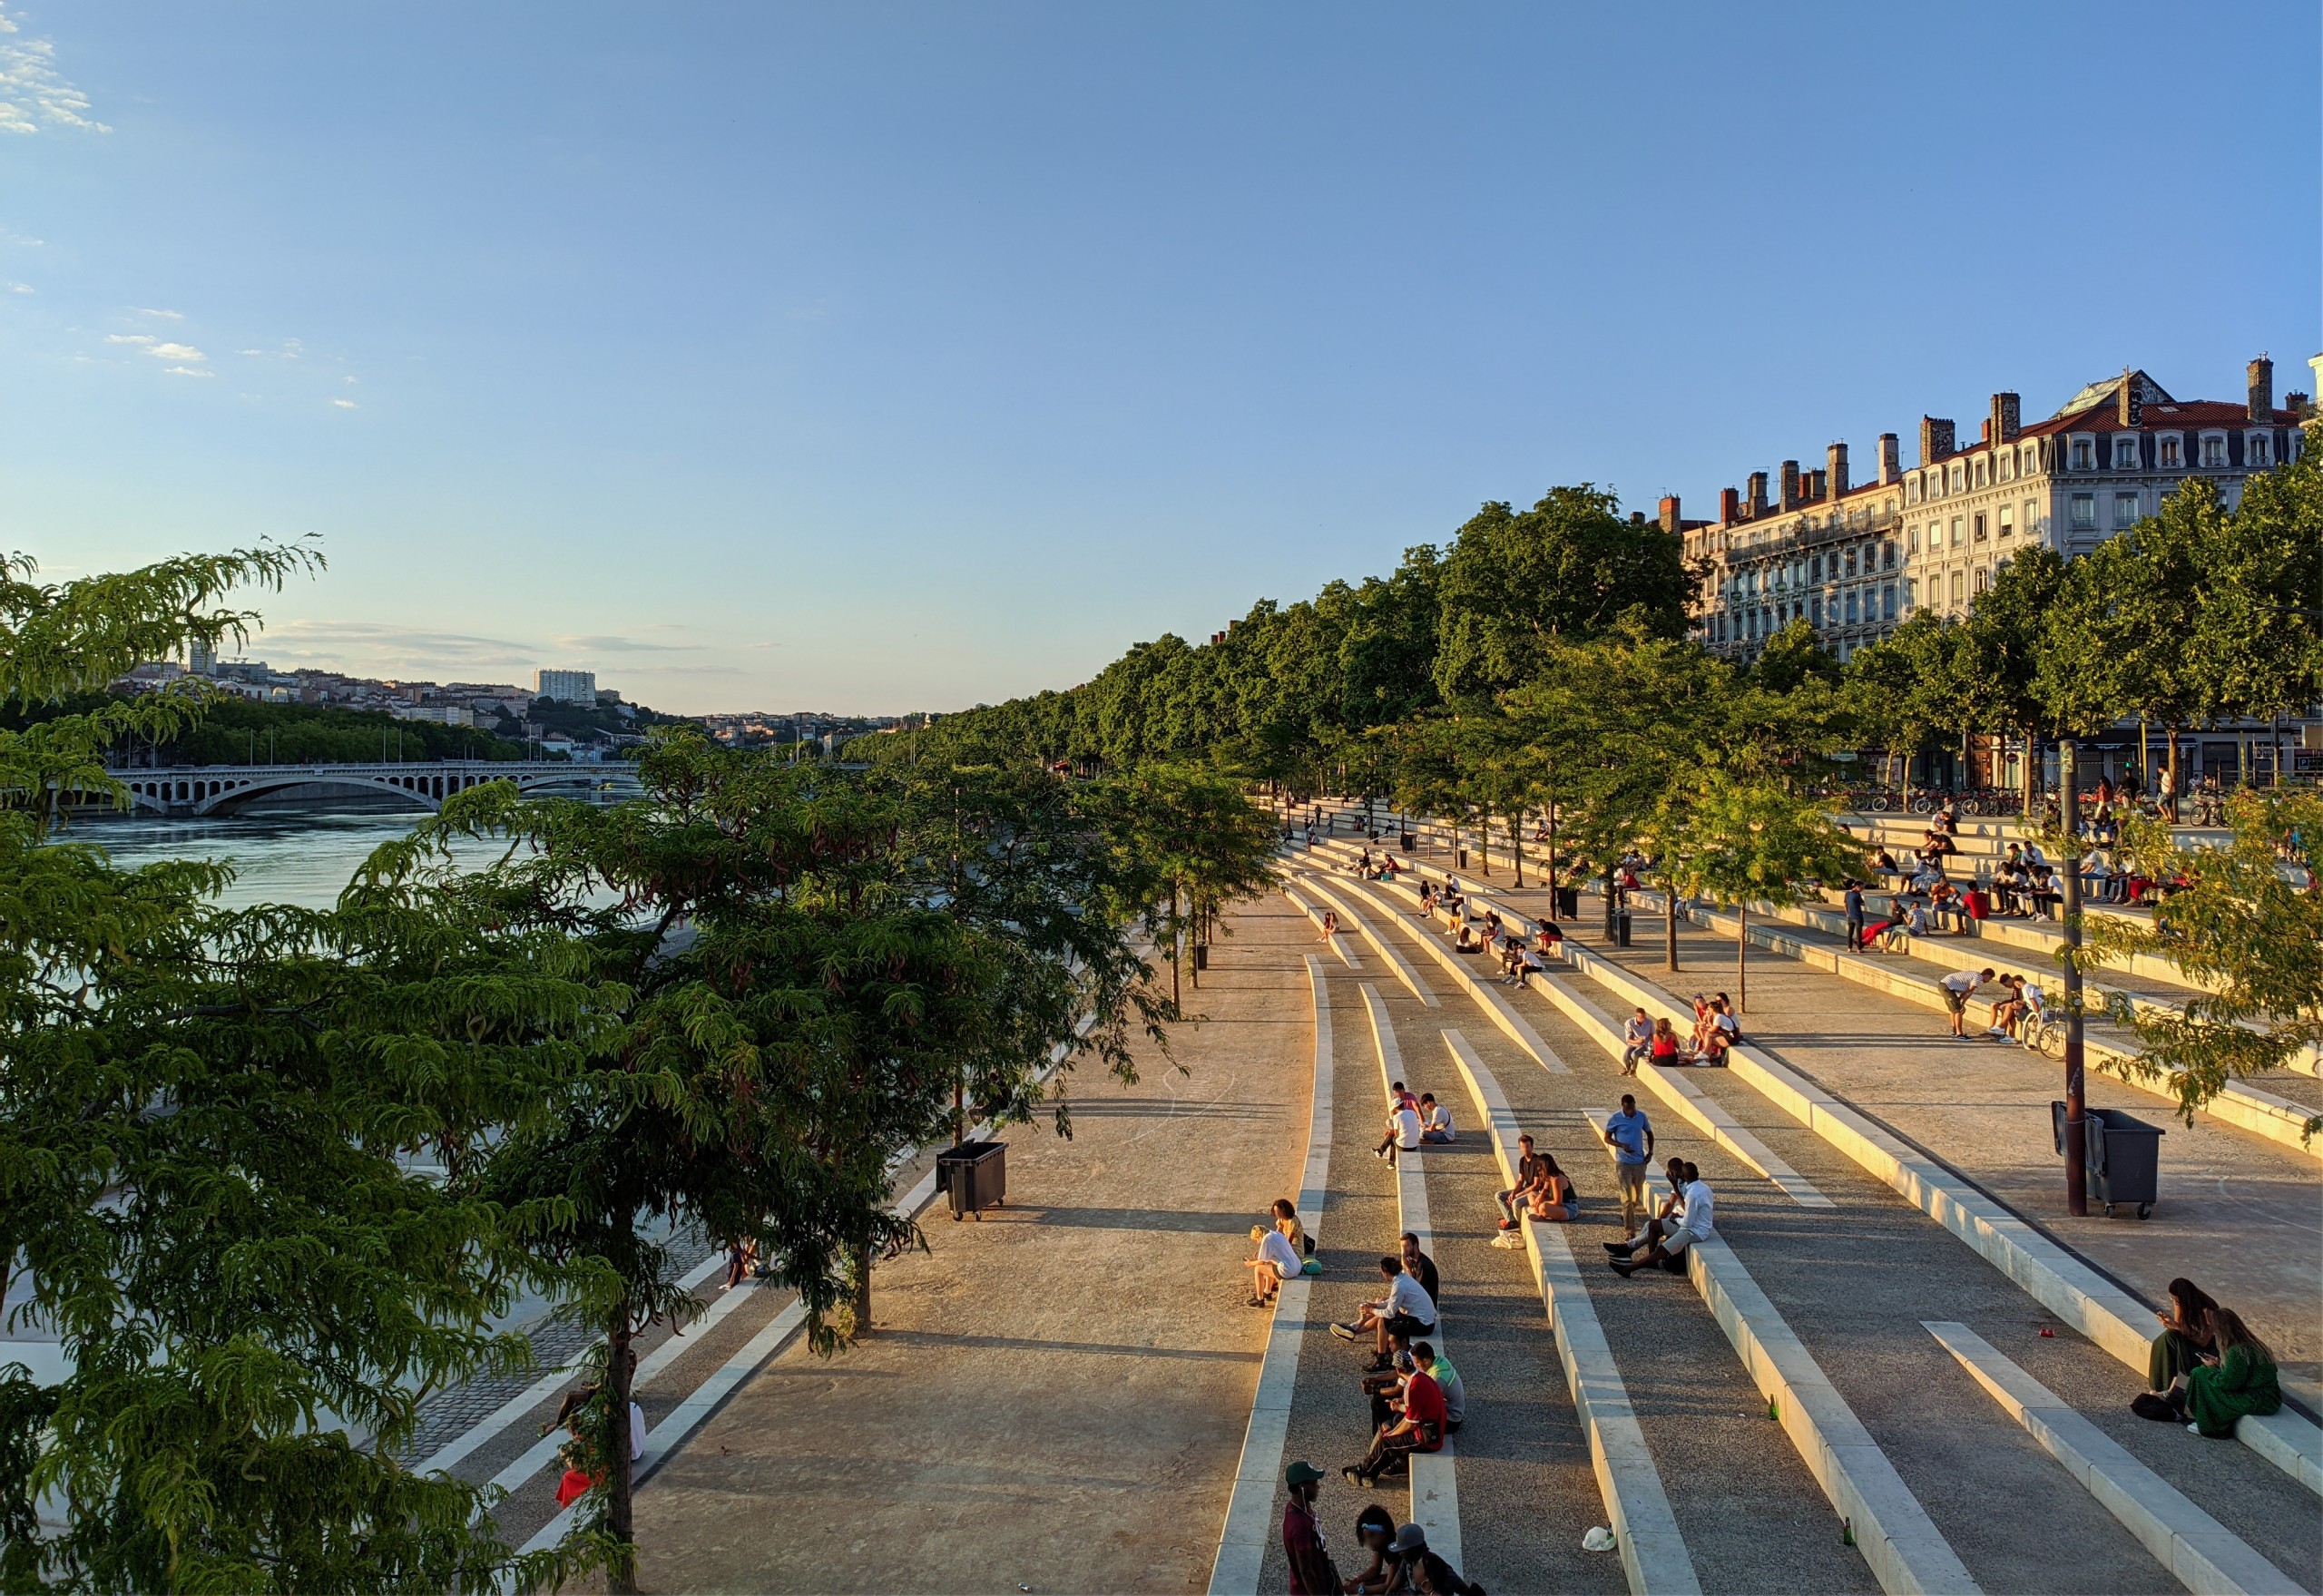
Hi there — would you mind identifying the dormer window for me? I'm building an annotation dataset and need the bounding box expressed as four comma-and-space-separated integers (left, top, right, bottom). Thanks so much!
2249, 433, 2272, 467
2112, 436, 2139, 469
1906, 476, 1921, 505
2201, 433, 2227, 466
2071, 437, 2094, 471
1949, 464, 1965, 493
2159, 436, 2181, 469
1998, 453, 2013, 483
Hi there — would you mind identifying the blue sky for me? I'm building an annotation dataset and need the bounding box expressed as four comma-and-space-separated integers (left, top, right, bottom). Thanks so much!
3, 3, 2315, 714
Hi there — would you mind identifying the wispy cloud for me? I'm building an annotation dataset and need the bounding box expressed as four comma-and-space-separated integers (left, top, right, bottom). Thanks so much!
165, 365, 211, 377
556, 633, 707, 654
104, 332, 154, 346
260, 619, 544, 670
5, 279, 28, 293
330, 397, 357, 409
134, 307, 182, 318
0, 3, 110, 134
148, 341, 203, 361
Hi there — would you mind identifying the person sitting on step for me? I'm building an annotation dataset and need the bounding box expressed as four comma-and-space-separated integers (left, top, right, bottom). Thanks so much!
1417, 1094, 1456, 1145
1605, 1160, 1713, 1276
1340, 1342, 1447, 1489
1494, 1133, 1550, 1232
2132, 1278, 2218, 1420
1329, 1255, 1438, 1364
1245, 1219, 1303, 1307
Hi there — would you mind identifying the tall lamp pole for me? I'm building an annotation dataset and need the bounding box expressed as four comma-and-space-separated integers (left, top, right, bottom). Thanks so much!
2060, 737, 2088, 1216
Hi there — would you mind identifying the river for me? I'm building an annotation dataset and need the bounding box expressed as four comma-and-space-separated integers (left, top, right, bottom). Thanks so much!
64, 809, 457, 910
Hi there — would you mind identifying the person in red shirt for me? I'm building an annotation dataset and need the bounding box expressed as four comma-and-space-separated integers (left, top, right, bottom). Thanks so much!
1279, 1461, 1339, 1595
1341, 1342, 1448, 1489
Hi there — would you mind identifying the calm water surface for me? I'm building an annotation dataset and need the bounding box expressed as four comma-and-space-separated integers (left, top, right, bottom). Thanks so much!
64, 810, 475, 910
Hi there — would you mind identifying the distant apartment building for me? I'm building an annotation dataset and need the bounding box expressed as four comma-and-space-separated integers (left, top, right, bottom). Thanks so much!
1685, 357, 2310, 661
536, 668, 597, 706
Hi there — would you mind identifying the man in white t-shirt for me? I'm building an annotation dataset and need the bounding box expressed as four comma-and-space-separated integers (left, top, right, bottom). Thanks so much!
1245, 1221, 1304, 1307
1605, 1159, 1714, 1277
1382, 1098, 1423, 1167
1330, 1255, 1439, 1364
1938, 967, 1995, 1038
1418, 1094, 1455, 1144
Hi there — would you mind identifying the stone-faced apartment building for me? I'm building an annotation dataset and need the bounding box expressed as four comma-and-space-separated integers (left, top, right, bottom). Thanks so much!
1681, 356, 2312, 663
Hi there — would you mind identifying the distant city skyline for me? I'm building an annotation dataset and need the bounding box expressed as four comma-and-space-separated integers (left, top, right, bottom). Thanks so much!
4, 2, 2315, 714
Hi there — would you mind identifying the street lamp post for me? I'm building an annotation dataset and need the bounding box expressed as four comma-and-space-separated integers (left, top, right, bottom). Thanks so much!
2060, 737, 2088, 1217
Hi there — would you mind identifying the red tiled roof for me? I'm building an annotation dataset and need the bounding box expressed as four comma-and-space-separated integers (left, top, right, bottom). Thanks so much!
2017, 397, 2299, 436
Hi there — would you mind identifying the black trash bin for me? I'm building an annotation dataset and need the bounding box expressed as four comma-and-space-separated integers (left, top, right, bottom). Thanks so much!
1400, 831, 1417, 854
1614, 908, 1633, 948
936, 1138, 1007, 1221
1554, 886, 1580, 919
1193, 944, 1210, 971
1457, 848, 1469, 870
2050, 1102, 2163, 1219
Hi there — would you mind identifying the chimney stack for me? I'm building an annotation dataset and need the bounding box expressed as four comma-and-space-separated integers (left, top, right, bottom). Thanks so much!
1827, 441, 1849, 498
1979, 417, 1992, 446
2118, 370, 2142, 428
1658, 494, 1681, 534
2289, 391, 2313, 420
1720, 486, 1740, 525
1779, 459, 1801, 511
2248, 356, 2274, 421
1747, 472, 1769, 518
1808, 468, 1828, 502
1990, 391, 2021, 443
1877, 433, 1901, 484
1919, 416, 1955, 466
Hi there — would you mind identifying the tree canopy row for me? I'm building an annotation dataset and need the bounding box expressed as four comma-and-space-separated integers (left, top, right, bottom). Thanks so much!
0, 547, 1278, 1592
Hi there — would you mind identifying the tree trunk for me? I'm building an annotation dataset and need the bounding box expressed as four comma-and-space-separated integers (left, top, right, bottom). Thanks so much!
1512, 806, 1527, 888
853, 1241, 873, 1337
2022, 725, 2039, 818
607, 1306, 639, 1594
1735, 903, 1748, 1016
1603, 863, 1618, 942
1545, 796, 1558, 916
1479, 803, 1492, 876
2164, 727, 2180, 820
1665, 886, 1679, 972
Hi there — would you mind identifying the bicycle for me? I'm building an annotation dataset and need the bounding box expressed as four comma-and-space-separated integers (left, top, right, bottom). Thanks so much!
2022, 1011, 2066, 1058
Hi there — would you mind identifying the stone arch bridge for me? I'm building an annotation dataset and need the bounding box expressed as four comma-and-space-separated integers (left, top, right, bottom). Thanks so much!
108, 761, 642, 818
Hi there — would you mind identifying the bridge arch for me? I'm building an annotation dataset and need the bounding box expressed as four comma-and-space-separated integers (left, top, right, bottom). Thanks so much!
113, 763, 641, 817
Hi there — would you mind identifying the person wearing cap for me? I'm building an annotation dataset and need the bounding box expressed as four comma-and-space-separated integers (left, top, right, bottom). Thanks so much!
1387, 1523, 1485, 1595
1279, 1461, 1338, 1595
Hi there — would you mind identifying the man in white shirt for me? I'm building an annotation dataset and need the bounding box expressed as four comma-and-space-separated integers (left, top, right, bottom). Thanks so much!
1383, 1098, 1423, 1166
1938, 967, 1995, 1038
1418, 1094, 1456, 1144
1605, 1160, 1714, 1278
1330, 1255, 1439, 1365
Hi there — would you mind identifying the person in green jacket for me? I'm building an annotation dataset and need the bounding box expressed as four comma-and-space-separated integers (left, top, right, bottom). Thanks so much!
2183, 1307, 2282, 1439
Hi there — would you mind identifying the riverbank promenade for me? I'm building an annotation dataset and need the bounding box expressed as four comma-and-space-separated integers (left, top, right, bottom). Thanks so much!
569, 872, 2321, 1593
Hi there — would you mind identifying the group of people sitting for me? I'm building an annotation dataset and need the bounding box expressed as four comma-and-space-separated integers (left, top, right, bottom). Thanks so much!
1979, 973, 2049, 1043
1349, 847, 1404, 883
1279, 1468, 1482, 1595
1617, 997, 1737, 1071
2136, 1277, 2282, 1438
1490, 1131, 1578, 1244
1373, 1079, 1456, 1166
1314, 1238, 1457, 1493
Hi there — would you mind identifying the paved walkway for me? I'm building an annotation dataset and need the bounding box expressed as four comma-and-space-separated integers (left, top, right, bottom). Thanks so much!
630, 899, 1316, 1594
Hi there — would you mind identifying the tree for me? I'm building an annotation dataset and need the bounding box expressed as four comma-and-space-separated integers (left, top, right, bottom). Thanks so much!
1646, 772, 1864, 1013
2077, 792, 2323, 1142
1086, 763, 1280, 1006
1432, 487, 1693, 700
1958, 547, 2068, 811
3, 546, 597, 1594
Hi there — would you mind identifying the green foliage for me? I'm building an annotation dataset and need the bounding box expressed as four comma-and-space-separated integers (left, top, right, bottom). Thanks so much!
1648, 770, 1865, 911
167, 698, 527, 766
3, 544, 583, 1594
1083, 762, 1282, 1000
1431, 486, 1693, 700
2079, 791, 2323, 1139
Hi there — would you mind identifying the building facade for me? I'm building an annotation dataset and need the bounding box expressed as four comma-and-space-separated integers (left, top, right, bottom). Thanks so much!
1686, 357, 2310, 661
536, 668, 598, 706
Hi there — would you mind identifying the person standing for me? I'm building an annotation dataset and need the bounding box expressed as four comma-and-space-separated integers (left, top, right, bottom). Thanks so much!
1279, 1462, 1339, 1595
1844, 879, 1867, 951
1603, 1092, 1655, 1234
1938, 967, 1995, 1039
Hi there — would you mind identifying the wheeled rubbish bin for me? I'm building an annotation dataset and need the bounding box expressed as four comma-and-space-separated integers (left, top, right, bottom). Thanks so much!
2050, 1102, 2164, 1219
936, 1138, 1007, 1221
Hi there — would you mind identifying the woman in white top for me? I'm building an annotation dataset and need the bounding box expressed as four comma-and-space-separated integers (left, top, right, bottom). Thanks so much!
1246, 1219, 1304, 1307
